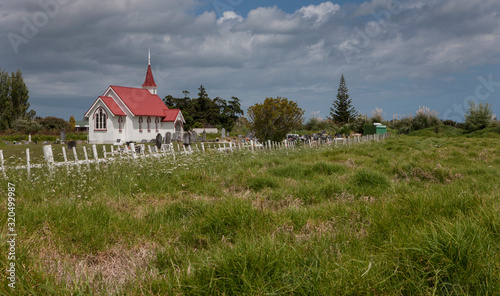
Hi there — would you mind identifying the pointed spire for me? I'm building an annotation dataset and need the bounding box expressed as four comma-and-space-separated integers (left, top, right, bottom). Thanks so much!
143, 48, 157, 94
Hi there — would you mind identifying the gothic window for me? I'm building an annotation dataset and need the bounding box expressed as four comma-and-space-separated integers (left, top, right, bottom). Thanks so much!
155, 117, 160, 130
118, 116, 124, 130
94, 107, 107, 130
139, 116, 143, 130
147, 116, 151, 130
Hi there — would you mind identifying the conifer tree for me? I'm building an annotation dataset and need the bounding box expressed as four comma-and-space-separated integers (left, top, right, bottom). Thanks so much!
329, 74, 357, 124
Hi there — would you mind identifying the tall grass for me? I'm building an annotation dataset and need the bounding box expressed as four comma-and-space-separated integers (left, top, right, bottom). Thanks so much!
1, 135, 499, 295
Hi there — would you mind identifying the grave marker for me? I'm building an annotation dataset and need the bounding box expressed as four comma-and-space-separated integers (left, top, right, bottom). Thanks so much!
156, 133, 163, 149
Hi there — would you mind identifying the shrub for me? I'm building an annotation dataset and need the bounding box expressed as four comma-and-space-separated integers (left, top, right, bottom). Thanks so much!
349, 115, 368, 134
12, 118, 43, 134
464, 101, 493, 132
371, 107, 384, 124
389, 116, 413, 134
412, 106, 441, 130
303, 117, 337, 133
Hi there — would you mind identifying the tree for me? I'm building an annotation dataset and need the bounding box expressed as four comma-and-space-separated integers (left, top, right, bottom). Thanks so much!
194, 85, 219, 126
69, 116, 76, 132
0, 68, 32, 130
0, 68, 11, 130
329, 74, 357, 124
464, 101, 493, 132
38, 116, 70, 131
10, 69, 30, 121
247, 97, 304, 142
164, 87, 242, 131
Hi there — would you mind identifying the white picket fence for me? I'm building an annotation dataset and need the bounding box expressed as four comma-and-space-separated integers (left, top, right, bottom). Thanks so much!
0, 133, 390, 176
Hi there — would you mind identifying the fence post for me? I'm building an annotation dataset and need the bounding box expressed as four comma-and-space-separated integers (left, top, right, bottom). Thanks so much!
130, 143, 137, 159
92, 144, 99, 162
43, 145, 55, 172
72, 147, 78, 163
26, 148, 31, 177
103, 146, 107, 159
83, 146, 90, 166
0, 150, 5, 177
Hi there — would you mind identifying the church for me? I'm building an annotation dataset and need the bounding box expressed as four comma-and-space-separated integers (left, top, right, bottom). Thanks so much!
85, 51, 184, 144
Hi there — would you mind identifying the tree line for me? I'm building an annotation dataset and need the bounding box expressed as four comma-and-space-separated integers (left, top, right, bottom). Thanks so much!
163, 85, 244, 131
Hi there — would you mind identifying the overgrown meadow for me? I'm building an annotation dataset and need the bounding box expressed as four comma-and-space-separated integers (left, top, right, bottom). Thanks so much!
1, 133, 499, 295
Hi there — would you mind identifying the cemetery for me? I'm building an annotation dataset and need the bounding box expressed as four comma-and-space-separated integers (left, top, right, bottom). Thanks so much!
0, 131, 390, 176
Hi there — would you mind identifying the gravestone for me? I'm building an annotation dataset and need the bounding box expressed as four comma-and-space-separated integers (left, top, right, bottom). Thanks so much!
60, 129, 66, 142
155, 133, 163, 149
165, 132, 171, 144
190, 131, 197, 143
67, 140, 77, 150
221, 128, 226, 139
183, 132, 191, 146
202, 130, 207, 142
172, 132, 178, 142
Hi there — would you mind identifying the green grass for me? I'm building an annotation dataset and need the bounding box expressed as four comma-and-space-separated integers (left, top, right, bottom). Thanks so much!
0, 135, 499, 295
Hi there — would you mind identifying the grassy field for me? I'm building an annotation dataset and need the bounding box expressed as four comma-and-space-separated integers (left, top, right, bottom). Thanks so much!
0, 134, 499, 295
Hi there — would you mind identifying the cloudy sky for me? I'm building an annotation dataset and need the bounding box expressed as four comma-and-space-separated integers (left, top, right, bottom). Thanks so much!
1, 0, 499, 122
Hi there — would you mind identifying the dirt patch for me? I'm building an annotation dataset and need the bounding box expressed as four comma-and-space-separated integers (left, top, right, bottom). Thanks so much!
28, 222, 158, 295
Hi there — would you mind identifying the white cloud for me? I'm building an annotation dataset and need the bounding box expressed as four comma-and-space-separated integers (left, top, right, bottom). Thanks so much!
217, 11, 243, 25
296, 1, 340, 25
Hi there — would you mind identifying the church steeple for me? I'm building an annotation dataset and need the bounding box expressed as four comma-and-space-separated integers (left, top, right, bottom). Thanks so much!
142, 47, 158, 95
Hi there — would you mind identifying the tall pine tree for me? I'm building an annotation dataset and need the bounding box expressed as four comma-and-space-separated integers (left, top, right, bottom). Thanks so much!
329, 73, 357, 124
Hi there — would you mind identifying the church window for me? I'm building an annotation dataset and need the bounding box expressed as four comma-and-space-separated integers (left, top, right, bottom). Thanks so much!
147, 116, 151, 131
139, 116, 143, 130
118, 116, 124, 130
155, 117, 160, 130
94, 107, 107, 130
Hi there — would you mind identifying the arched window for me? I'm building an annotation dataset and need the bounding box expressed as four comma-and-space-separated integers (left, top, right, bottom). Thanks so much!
139, 116, 143, 130
147, 116, 151, 131
118, 116, 124, 131
155, 117, 160, 130
94, 107, 107, 130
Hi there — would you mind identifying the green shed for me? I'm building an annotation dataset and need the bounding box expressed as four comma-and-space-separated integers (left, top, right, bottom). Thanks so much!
364, 123, 387, 135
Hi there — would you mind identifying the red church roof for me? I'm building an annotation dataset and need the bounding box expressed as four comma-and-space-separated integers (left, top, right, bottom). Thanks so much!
109, 86, 181, 122
142, 65, 157, 87
100, 96, 126, 116
162, 109, 181, 122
